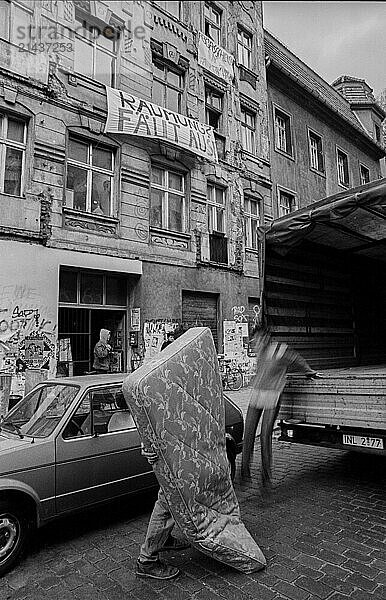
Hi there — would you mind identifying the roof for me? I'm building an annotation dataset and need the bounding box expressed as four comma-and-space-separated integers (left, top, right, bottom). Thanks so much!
332, 76, 386, 118
264, 30, 385, 154
264, 178, 386, 263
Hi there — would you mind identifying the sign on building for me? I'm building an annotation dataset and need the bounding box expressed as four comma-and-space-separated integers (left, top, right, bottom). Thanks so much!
197, 32, 234, 84
105, 87, 218, 163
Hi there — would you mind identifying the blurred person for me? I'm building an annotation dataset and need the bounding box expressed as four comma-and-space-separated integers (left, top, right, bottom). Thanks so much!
241, 326, 320, 489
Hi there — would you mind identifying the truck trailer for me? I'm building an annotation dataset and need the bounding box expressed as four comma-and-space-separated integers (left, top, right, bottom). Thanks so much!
261, 178, 386, 455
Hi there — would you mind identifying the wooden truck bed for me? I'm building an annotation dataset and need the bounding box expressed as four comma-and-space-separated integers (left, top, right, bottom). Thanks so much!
280, 365, 386, 430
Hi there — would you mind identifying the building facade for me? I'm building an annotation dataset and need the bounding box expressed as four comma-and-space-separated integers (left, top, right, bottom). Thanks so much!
264, 31, 385, 218
0, 0, 271, 385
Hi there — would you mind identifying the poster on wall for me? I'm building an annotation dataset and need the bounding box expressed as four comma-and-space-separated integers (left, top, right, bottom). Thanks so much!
223, 320, 245, 358
131, 308, 141, 332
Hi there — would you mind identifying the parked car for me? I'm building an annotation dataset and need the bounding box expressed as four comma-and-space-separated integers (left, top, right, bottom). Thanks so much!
0, 373, 243, 576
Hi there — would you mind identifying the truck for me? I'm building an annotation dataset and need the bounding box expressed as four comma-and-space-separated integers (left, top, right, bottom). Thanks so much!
261, 178, 386, 455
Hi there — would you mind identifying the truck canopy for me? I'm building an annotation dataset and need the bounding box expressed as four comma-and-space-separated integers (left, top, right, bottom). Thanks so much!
261, 179, 386, 369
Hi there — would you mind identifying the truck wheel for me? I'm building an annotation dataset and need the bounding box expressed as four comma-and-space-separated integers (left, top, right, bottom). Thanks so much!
0, 501, 30, 577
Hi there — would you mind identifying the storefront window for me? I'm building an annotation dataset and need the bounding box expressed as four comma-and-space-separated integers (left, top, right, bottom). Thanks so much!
59, 270, 78, 303
80, 273, 103, 304
106, 276, 126, 306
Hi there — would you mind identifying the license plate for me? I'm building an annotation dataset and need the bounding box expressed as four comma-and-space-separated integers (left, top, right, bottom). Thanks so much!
343, 434, 384, 449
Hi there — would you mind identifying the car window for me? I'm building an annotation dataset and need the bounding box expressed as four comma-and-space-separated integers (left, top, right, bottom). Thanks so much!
2, 384, 79, 438
63, 386, 135, 439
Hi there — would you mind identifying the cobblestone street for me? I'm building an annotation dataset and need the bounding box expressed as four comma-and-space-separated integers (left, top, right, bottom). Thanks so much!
1, 390, 385, 600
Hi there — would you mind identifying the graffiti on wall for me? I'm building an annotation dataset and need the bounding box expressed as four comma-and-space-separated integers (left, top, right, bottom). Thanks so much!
143, 319, 180, 362
0, 284, 57, 381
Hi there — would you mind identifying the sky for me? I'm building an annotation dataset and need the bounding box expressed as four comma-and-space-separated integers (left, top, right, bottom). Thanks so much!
262, 2, 386, 99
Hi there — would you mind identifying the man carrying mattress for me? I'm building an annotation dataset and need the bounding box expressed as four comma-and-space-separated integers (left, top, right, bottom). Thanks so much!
136, 446, 189, 580
123, 327, 267, 582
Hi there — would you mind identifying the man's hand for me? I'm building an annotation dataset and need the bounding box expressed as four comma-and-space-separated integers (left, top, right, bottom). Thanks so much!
141, 445, 159, 465
106, 344, 112, 351
306, 371, 323, 379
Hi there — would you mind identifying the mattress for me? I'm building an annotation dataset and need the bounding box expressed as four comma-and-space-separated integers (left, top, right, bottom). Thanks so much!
123, 327, 266, 573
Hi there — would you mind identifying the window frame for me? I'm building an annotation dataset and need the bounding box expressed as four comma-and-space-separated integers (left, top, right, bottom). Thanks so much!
65, 136, 115, 217
374, 123, 381, 143
152, 58, 184, 114
244, 196, 260, 250
336, 147, 350, 188
204, 1, 221, 46
0, 113, 27, 197
274, 105, 294, 158
205, 85, 223, 132
153, 1, 181, 19
308, 128, 325, 174
359, 163, 370, 186
240, 104, 256, 155
207, 182, 226, 234
73, 13, 118, 87
0, 0, 34, 45
237, 26, 252, 70
277, 186, 297, 218
150, 165, 186, 233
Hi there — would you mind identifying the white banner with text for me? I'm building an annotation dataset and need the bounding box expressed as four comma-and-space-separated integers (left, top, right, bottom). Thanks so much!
105, 87, 218, 162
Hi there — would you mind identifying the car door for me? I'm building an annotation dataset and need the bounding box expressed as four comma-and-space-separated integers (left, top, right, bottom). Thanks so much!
55, 385, 155, 514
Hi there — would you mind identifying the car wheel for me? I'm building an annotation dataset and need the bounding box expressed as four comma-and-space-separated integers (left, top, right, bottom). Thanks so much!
0, 501, 30, 577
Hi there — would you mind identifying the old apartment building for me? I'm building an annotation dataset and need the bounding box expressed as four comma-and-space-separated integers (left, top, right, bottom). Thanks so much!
264, 31, 385, 217
0, 0, 271, 378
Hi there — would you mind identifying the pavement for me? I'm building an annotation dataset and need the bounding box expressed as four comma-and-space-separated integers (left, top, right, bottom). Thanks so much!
1, 387, 385, 600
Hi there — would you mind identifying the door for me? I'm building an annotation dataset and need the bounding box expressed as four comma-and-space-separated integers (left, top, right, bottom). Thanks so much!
182, 291, 219, 349
55, 385, 155, 514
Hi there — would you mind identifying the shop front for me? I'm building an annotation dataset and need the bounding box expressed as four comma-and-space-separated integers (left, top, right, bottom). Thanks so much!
0, 241, 142, 405
57, 268, 131, 376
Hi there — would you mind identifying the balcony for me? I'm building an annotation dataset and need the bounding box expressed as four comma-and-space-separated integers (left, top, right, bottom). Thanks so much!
209, 232, 228, 264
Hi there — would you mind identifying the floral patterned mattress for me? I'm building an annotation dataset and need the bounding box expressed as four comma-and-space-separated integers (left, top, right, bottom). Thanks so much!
123, 327, 266, 573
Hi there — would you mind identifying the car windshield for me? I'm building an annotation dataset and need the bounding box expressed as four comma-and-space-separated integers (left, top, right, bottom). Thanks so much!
1, 384, 79, 438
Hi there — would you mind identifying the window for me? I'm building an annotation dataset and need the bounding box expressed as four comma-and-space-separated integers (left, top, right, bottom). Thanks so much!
237, 28, 252, 69
240, 106, 256, 154
65, 137, 114, 216
204, 2, 221, 45
59, 270, 127, 306
152, 60, 184, 113
337, 149, 349, 187
374, 123, 381, 143
63, 387, 135, 439
207, 182, 228, 263
244, 197, 260, 249
0, 0, 33, 44
0, 114, 26, 196
154, 1, 180, 18
205, 86, 223, 131
150, 166, 185, 232
278, 190, 297, 217
207, 183, 225, 233
308, 130, 324, 173
274, 108, 293, 156
0, 0, 10, 40
360, 164, 370, 185
74, 15, 117, 86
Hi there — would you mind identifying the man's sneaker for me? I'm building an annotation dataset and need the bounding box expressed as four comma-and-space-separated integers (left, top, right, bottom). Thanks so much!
136, 559, 180, 580
160, 535, 190, 552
